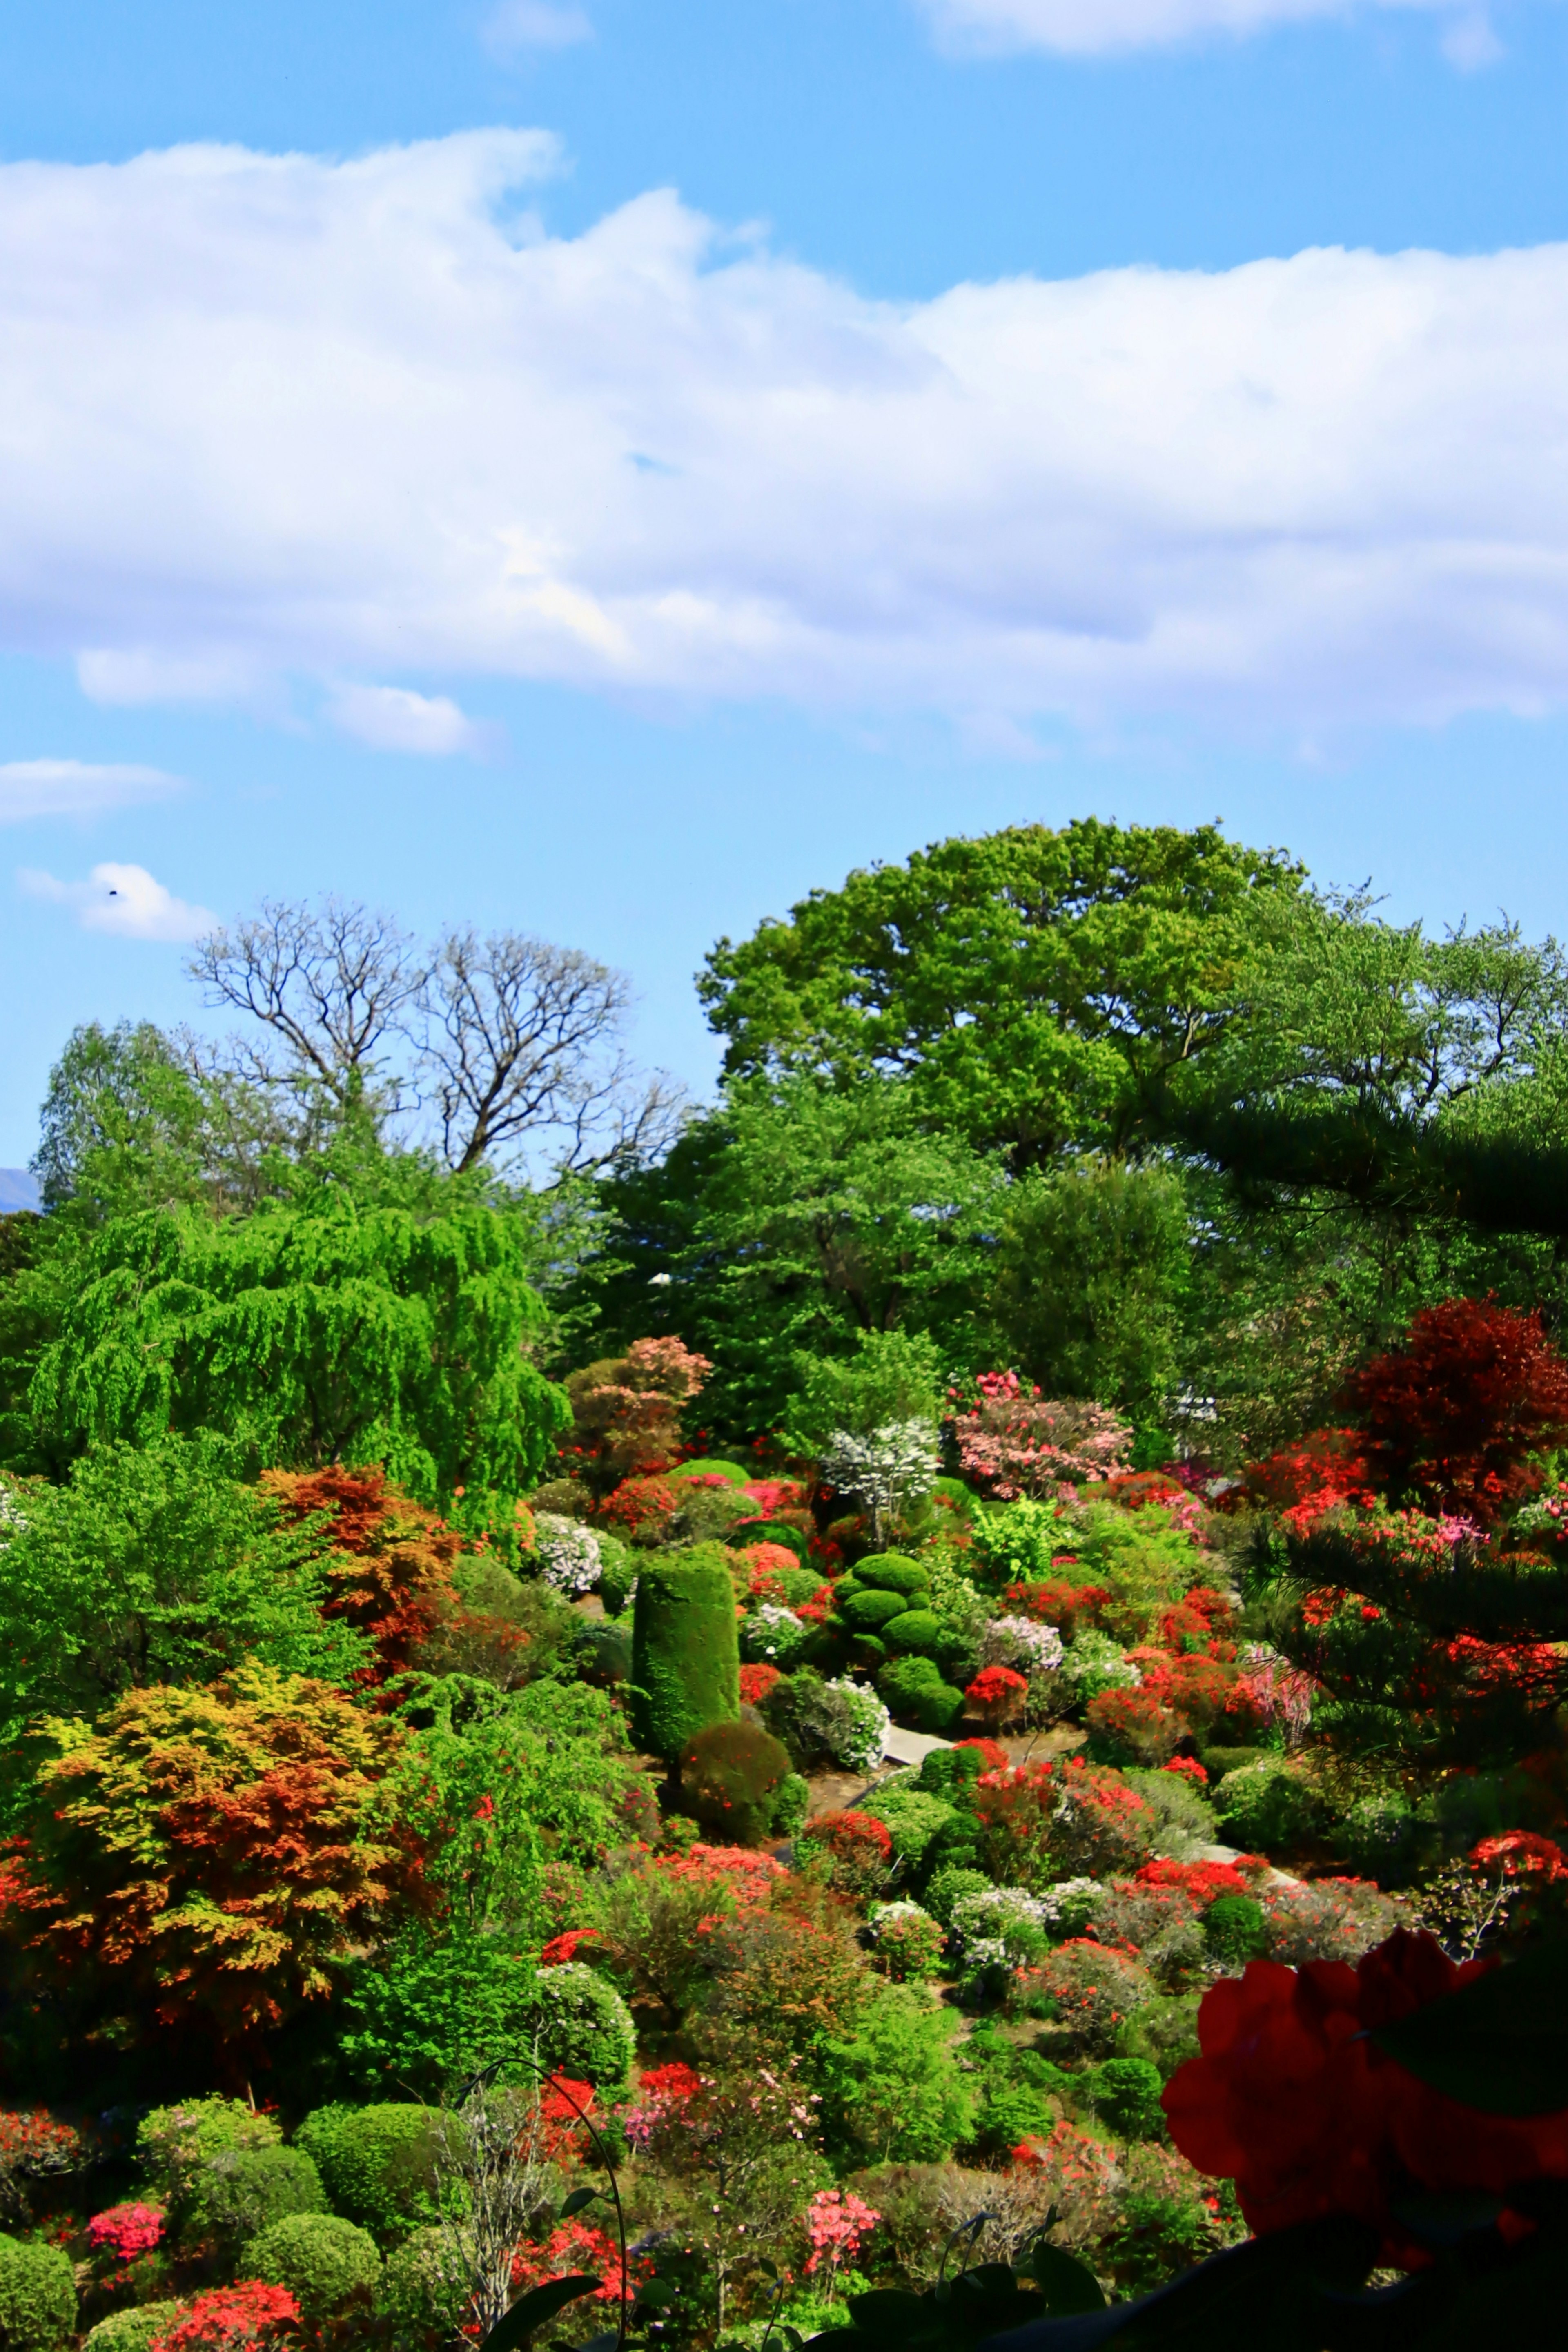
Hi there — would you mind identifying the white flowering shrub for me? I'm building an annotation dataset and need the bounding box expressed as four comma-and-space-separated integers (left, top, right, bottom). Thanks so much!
819, 1420, 939, 1539
1060, 1628, 1140, 1702
822, 1677, 892, 1774
1033, 1876, 1106, 1935
866, 1900, 945, 1979
741, 1603, 809, 1667
949, 1885, 1056, 1970
978, 1615, 1065, 1675
534, 1512, 603, 1597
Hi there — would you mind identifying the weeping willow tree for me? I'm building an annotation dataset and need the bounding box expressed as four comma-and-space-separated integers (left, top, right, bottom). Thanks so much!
10, 1187, 569, 1509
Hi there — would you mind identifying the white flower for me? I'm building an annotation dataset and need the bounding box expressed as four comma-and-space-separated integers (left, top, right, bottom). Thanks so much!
819, 1420, 939, 1530
744, 1602, 807, 1664
534, 1510, 603, 1595
978, 1614, 1065, 1675
823, 1677, 893, 1774
1060, 1629, 1140, 1689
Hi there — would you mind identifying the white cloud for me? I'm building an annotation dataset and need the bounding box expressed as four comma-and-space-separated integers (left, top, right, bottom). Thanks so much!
0, 759, 180, 823
915, 0, 1508, 57
483, 1, 592, 56
7, 133, 1568, 733
20, 861, 216, 942
328, 682, 488, 755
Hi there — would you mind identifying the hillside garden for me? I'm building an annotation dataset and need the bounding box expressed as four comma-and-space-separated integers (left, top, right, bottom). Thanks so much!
2, 829, 1568, 2351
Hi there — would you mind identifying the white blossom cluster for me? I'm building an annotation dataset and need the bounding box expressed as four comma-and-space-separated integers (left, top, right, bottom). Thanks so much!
867, 1899, 930, 1938
534, 1511, 604, 1596
818, 1419, 939, 1530
743, 1603, 808, 1664
823, 1677, 892, 1774
949, 1884, 1056, 1967
978, 1614, 1065, 1675
1060, 1628, 1141, 1689
1032, 1876, 1105, 1931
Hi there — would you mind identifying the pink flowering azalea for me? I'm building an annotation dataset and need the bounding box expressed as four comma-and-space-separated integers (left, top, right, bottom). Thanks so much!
804, 2188, 881, 2277
89, 2203, 165, 2262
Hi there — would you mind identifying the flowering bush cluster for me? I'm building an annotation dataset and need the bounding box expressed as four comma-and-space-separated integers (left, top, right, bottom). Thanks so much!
533, 1511, 603, 1595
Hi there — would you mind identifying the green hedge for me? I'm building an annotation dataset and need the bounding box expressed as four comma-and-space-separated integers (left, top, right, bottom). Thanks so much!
631, 1548, 740, 1756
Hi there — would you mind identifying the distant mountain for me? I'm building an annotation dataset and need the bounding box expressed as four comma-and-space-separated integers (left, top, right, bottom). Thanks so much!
0, 1169, 40, 1214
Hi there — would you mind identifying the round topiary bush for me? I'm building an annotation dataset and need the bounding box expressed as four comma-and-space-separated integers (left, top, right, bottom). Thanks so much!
137, 2099, 282, 2195
83, 2304, 185, 2352
670, 1459, 749, 1486
375, 2227, 468, 2345
175, 2147, 327, 2257
244, 2213, 382, 2319
292, 2105, 440, 2245
877, 1654, 966, 1735
522, 1964, 637, 2088
631, 1550, 741, 1757
1085, 2056, 1166, 2139
853, 1555, 931, 1596
840, 1587, 912, 1632
881, 1609, 945, 1657
0, 2235, 77, 2350
923, 1864, 993, 1926
680, 1718, 793, 1845
1202, 1894, 1269, 1965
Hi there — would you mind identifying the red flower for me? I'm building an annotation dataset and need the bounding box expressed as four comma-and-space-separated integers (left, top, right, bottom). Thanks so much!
1163, 1929, 1568, 2262
966, 1666, 1028, 1706
1160, 1756, 1210, 1788
540, 1928, 602, 1965
152, 2285, 299, 2352
739, 1663, 783, 1706
952, 1737, 1009, 1771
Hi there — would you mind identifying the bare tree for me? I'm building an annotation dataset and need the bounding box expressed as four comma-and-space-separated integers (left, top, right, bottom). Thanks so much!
188, 899, 424, 1115
432, 2080, 560, 2337
415, 927, 686, 1177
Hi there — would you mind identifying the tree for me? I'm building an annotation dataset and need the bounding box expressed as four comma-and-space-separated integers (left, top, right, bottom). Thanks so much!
15, 1184, 569, 1504
699, 820, 1304, 1169
0, 1435, 367, 1734
2, 1664, 419, 2057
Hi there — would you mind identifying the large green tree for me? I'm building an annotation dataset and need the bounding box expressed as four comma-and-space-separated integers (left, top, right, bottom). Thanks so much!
699, 818, 1305, 1168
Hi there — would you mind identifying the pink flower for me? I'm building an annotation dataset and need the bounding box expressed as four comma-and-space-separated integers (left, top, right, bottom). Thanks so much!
804, 2188, 881, 2276
89, 2204, 165, 2262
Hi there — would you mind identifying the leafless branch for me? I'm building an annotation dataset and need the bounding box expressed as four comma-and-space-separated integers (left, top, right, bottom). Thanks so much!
188, 898, 423, 1111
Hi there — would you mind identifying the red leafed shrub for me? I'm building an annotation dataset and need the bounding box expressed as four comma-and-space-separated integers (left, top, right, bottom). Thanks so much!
1241, 1428, 1375, 1534
739, 1663, 782, 1706
89, 2203, 165, 2261
1, 1663, 420, 2047
1163, 1929, 1568, 2260
564, 1338, 713, 1490
1004, 1579, 1110, 1637
262, 1465, 462, 1679
152, 2285, 300, 2352
1085, 1687, 1182, 1766
966, 1665, 1029, 1728
976, 1758, 1157, 1884
1164, 1654, 1243, 1736
597, 1476, 680, 1539
1135, 1858, 1252, 1904
1348, 1298, 1568, 1525
1158, 1586, 1236, 1652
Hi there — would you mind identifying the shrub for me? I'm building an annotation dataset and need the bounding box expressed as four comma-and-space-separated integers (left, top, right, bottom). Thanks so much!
774, 1772, 811, 1836
761, 1672, 890, 1773
1114, 1991, 1203, 2082
87, 2205, 165, 2263
725, 1518, 808, 1560
1349, 1297, 1568, 1524
0, 2112, 88, 2224
949, 1886, 1055, 1974
841, 1587, 913, 1632
1119, 1768, 1218, 1861
860, 1790, 958, 1870
630, 1550, 740, 1757
976, 1759, 1157, 1886
867, 1902, 946, 1979
923, 1866, 993, 1927
84, 2306, 184, 2352
680, 1718, 793, 1845
881, 1609, 946, 1657
374, 2227, 467, 2347
1086, 1688, 1182, 1766
853, 1555, 931, 1597
877, 1655, 966, 1735
1060, 1629, 1141, 1706
1212, 1757, 1329, 1853
596, 1539, 638, 1617
532, 1513, 603, 1597
1202, 1895, 1269, 1964
966, 1665, 1029, 1731
521, 1964, 637, 2088
797, 1811, 894, 1901
174, 2148, 327, 2260
740, 1604, 810, 1668
738, 1662, 781, 1706
0, 2237, 76, 2350
671, 1459, 749, 1486
975, 1617, 1065, 1676
149, 2284, 299, 2352
292, 2106, 439, 2245
1023, 1940, 1153, 2055
138, 2103, 282, 2196
950, 1376, 1131, 1499
1084, 2057, 1166, 2140
243, 2214, 381, 2321
1258, 1877, 1408, 1966
1005, 1577, 1108, 1637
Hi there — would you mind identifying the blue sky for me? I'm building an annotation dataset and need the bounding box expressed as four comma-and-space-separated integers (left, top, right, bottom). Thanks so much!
4, 0, 1568, 1164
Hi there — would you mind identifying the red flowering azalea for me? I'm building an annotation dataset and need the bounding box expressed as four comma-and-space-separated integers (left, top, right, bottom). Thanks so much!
89, 2203, 165, 2262
739, 1663, 783, 1706
1471, 1831, 1568, 1882
152, 2285, 299, 2352
540, 1928, 602, 1965
1135, 1857, 1252, 1904
1163, 1929, 1568, 2262
966, 1665, 1028, 1728
1004, 1579, 1109, 1637
952, 1737, 1009, 1771
1160, 1755, 1210, 1788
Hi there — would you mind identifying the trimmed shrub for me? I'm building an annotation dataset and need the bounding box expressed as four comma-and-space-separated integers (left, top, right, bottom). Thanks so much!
860, 1789, 957, 1869
374, 2227, 468, 2345
740, 1605, 810, 1668
761, 1671, 890, 1773
923, 1865, 992, 1927
244, 2214, 381, 2320
915, 1746, 988, 1798
882, 1609, 945, 1657
796, 1810, 893, 1901
1212, 1757, 1329, 1853
841, 1588, 913, 1631
680, 1719, 792, 1846
878, 1655, 965, 1735
853, 1555, 931, 1597
292, 2106, 439, 2245
1083, 2058, 1166, 2140
1202, 1895, 1269, 1965
138, 2101, 282, 2196
773, 1771, 811, 1836
176, 2149, 327, 2258
670, 1460, 749, 1486
0, 2237, 76, 2350
725, 1519, 808, 1560
1119, 1768, 1218, 1862
522, 1964, 637, 2088
868, 1902, 947, 1979
84, 2306, 184, 2352
631, 1550, 740, 1757
1086, 1688, 1182, 1767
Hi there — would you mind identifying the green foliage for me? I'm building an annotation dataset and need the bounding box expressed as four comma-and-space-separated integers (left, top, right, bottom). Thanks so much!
243, 2213, 381, 2319
786, 1330, 947, 1454
923, 1865, 992, 1927
671, 1459, 749, 1486
521, 1962, 637, 2088
631, 1548, 741, 1757
0, 2236, 76, 2351
877, 1655, 966, 1735
12, 1183, 569, 1505
137, 2098, 283, 2192
1119, 1768, 1220, 1861
173, 2146, 327, 2259
374, 2227, 468, 2346
820, 1987, 976, 2165
842, 1587, 915, 1630
853, 1555, 931, 1597
1212, 1756, 1330, 1852
881, 1609, 946, 1657
860, 1789, 958, 1869
1203, 1895, 1270, 1964
1085, 2056, 1167, 2139
991, 1157, 1192, 1427
292, 2106, 440, 2245
82, 2305, 183, 2352
679, 1718, 792, 1845
0, 1434, 367, 1734
700, 818, 1304, 1168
